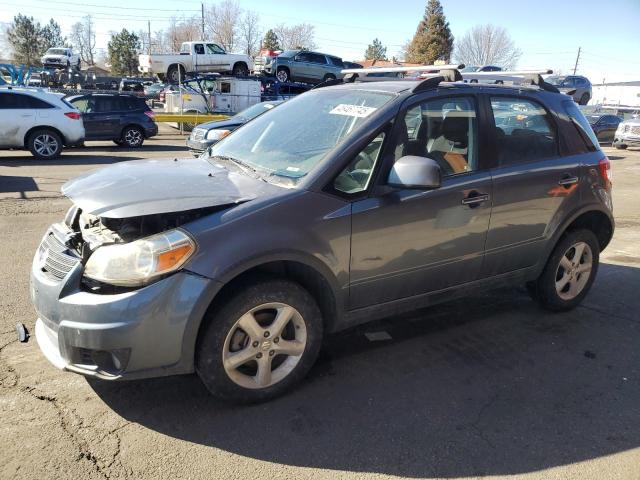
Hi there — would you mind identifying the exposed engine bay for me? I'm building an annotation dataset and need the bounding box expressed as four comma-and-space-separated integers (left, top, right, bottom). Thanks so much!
65, 204, 229, 259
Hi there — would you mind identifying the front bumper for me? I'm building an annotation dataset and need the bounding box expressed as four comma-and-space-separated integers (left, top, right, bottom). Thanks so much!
613, 134, 640, 147
31, 225, 217, 380
186, 137, 214, 155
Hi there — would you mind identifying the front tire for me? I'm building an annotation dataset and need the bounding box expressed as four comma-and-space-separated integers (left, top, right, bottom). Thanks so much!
27, 129, 62, 159
579, 93, 590, 105
276, 67, 289, 83
196, 278, 323, 403
120, 127, 144, 148
614, 143, 627, 150
529, 229, 600, 311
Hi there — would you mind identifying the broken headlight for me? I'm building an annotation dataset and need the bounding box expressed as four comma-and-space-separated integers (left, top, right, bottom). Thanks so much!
83, 229, 196, 287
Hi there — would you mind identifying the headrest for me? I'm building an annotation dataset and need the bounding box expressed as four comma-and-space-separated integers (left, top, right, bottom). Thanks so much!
441, 116, 468, 145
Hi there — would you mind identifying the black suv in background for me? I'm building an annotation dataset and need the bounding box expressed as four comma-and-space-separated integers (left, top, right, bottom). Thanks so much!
66, 94, 158, 147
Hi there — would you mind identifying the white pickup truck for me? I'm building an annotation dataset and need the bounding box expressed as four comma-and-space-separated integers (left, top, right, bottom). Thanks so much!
139, 41, 254, 84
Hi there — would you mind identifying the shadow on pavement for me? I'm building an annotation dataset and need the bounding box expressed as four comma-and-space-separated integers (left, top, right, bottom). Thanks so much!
90, 263, 640, 477
0, 176, 39, 194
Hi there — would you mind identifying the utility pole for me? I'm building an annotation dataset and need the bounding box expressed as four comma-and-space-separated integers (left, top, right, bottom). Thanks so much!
201, 3, 205, 40
147, 20, 151, 55
573, 46, 581, 75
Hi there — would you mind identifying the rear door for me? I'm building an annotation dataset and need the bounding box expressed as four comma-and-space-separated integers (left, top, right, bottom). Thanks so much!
307, 53, 329, 81
0, 92, 37, 147
482, 95, 582, 276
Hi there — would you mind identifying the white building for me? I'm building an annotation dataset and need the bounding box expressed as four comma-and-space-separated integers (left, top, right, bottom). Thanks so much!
591, 81, 640, 107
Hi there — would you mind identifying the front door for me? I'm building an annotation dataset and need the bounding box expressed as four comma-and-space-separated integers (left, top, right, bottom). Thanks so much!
348, 95, 492, 309
482, 95, 583, 276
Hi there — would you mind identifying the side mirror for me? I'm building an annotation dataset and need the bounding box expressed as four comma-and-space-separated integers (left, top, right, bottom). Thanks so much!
388, 156, 441, 190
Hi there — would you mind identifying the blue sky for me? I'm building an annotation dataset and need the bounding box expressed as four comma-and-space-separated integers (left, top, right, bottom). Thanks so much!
1, 0, 639, 81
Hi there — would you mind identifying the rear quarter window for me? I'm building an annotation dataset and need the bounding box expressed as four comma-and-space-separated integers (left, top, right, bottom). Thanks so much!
562, 100, 598, 150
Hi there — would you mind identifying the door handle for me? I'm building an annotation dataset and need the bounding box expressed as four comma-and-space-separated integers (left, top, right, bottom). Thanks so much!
558, 176, 579, 187
461, 191, 490, 207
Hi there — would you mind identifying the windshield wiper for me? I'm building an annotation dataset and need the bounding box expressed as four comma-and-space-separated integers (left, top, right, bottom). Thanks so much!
210, 155, 267, 181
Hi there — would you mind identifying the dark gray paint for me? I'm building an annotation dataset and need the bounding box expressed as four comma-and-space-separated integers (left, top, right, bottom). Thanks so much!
31, 80, 615, 381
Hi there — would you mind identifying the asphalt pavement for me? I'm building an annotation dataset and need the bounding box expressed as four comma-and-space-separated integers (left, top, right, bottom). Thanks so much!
1, 132, 638, 480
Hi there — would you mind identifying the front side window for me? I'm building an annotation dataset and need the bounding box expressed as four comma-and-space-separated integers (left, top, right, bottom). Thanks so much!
490, 97, 557, 165
296, 52, 312, 62
393, 96, 478, 176
208, 89, 393, 183
334, 132, 386, 194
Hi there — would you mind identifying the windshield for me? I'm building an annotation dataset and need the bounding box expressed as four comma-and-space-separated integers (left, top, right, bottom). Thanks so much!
546, 76, 565, 86
46, 48, 67, 55
233, 102, 278, 121
207, 89, 393, 181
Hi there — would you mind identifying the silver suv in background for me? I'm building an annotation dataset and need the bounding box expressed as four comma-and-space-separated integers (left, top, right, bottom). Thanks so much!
546, 75, 592, 105
613, 116, 640, 149
0, 87, 84, 158
262, 50, 345, 83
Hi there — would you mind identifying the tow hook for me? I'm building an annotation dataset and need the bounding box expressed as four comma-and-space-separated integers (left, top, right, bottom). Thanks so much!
16, 323, 29, 343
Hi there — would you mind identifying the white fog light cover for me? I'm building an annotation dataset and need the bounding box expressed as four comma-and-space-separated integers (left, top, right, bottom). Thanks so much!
84, 229, 196, 287
206, 129, 231, 141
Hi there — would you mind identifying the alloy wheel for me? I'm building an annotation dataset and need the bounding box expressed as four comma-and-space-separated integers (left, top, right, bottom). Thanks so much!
276, 70, 288, 82
222, 302, 307, 389
124, 129, 143, 146
33, 134, 59, 157
555, 241, 593, 300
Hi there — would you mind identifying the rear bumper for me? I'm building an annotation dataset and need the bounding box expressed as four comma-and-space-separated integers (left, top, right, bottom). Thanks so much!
144, 122, 159, 138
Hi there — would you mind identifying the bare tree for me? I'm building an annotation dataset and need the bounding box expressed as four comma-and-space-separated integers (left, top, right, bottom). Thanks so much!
166, 16, 201, 51
454, 24, 521, 69
205, 0, 241, 51
239, 10, 261, 56
274, 23, 316, 50
70, 15, 96, 66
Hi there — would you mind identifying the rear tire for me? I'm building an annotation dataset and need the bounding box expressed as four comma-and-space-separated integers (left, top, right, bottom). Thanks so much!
196, 278, 323, 403
579, 93, 590, 105
529, 229, 600, 312
120, 126, 144, 148
323, 73, 336, 82
167, 65, 185, 84
232, 62, 249, 76
614, 144, 627, 150
27, 129, 62, 159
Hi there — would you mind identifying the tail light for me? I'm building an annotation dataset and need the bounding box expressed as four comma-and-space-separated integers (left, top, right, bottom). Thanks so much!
64, 111, 81, 120
144, 110, 155, 120
598, 156, 612, 187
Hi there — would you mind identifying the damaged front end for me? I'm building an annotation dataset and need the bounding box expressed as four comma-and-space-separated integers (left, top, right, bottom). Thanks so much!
52, 204, 229, 294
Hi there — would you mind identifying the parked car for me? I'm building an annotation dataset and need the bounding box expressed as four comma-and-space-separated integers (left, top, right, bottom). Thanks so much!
343, 61, 363, 70
66, 93, 157, 147
31, 73, 614, 403
187, 100, 283, 156
586, 114, 622, 143
460, 65, 503, 72
119, 79, 146, 96
0, 86, 84, 158
144, 82, 165, 100
613, 117, 640, 149
546, 75, 592, 105
138, 41, 254, 84
262, 50, 345, 83
41, 47, 81, 71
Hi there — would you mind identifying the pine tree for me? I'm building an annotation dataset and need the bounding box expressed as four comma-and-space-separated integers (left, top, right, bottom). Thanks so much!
262, 29, 280, 51
405, 0, 454, 64
107, 29, 140, 76
364, 38, 387, 61
6, 15, 44, 65
41, 19, 67, 51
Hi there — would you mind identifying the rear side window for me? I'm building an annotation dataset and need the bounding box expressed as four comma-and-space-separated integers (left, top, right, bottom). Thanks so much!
562, 100, 598, 149
327, 56, 344, 68
309, 53, 327, 64
0, 93, 54, 109
490, 97, 557, 166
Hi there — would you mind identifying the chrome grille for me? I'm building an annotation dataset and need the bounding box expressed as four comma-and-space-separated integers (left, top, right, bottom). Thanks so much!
623, 124, 630, 133
632, 126, 640, 135
39, 231, 80, 280
192, 128, 206, 141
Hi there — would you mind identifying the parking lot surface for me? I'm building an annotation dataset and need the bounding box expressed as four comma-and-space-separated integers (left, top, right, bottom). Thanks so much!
1, 137, 639, 480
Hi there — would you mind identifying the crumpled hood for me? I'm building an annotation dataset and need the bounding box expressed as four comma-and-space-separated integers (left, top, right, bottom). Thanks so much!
62, 157, 281, 218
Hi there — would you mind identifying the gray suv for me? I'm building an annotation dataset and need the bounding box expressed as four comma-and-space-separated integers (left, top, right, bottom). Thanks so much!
546, 75, 592, 105
263, 50, 344, 84
31, 74, 614, 403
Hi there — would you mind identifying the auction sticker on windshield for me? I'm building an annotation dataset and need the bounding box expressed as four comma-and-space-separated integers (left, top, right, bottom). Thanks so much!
330, 104, 377, 118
